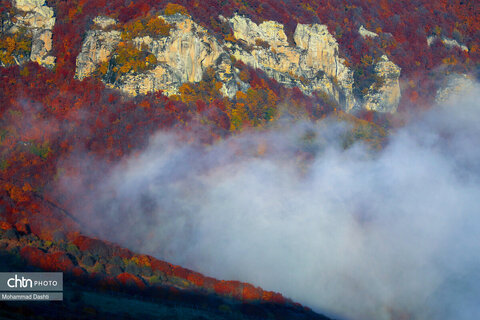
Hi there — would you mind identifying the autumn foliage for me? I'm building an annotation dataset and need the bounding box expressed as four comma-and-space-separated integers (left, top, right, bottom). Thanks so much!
0, 0, 479, 314
20, 246, 75, 272
120, 14, 172, 40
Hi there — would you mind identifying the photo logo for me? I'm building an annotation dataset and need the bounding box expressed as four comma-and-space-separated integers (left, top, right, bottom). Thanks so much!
0, 273, 63, 301
6, 274, 59, 289
7, 274, 33, 288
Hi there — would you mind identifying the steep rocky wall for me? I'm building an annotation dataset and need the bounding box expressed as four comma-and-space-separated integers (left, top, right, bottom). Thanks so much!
227, 14, 356, 111
363, 55, 401, 113
75, 17, 121, 80
74, 12, 402, 113
75, 14, 247, 97
7, 0, 56, 67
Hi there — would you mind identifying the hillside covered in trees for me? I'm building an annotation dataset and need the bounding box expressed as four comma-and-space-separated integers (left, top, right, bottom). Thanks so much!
0, 0, 479, 319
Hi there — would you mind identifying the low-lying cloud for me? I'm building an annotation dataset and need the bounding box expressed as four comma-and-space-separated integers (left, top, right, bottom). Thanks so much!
65, 82, 480, 320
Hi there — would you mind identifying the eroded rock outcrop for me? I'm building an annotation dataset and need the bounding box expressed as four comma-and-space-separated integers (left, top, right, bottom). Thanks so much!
228, 14, 290, 48
358, 25, 378, 39
75, 17, 121, 80
227, 14, 357, 111
75, 14, 247, 97
6, 0, 56, 67
74, 12, 401, 113
363, 55, 401, 113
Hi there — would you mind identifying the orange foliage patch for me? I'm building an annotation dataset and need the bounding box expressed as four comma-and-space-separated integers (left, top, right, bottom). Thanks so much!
164, 3, 189, 16
214, 280, 242, 298
262, 291, 286, 304
116, 272, 146, 290
202, 276, 219, 290
0, 222, 13, 230
150, 259, 173, 275
242, 283, 263, 301
187, 272, 205, 287
20, 247, 75, 272
14, 221, 30, 234
172, 265, 190, 278
73, 235, 99, 251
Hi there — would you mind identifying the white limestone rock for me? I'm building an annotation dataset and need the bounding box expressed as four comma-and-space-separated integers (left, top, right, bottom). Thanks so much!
74, 12, 402, 113
8, 0, 56, 67
427, 35, 468, 52
363, 55, 401, 113
228, 15, 356, 111
93, 16, 117, 29
359, 25, 378, 39
76, 14, 248, 98
229, 13, 289, 48
75, 28, 121, 80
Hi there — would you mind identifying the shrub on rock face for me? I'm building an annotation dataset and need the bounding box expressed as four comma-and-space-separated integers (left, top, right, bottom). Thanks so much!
164, 3, 189, 16
120, 14, 172, 40
105, 42, 157, 83
0, 31, 32, 67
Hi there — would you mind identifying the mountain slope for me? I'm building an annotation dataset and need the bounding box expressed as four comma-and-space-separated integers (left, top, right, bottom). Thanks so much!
0, 0, 479, 319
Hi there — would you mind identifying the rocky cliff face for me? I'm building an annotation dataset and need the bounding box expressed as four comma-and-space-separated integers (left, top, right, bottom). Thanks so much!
75, 14, 248, 97
227, 14, 356, 111
74, 12, 401, 113
75, 16, 121, 81
363, 55, 401, 113
4, 0, 56, 67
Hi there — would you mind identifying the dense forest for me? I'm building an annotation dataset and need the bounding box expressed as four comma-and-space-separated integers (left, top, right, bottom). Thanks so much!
0, 0, 479, 318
